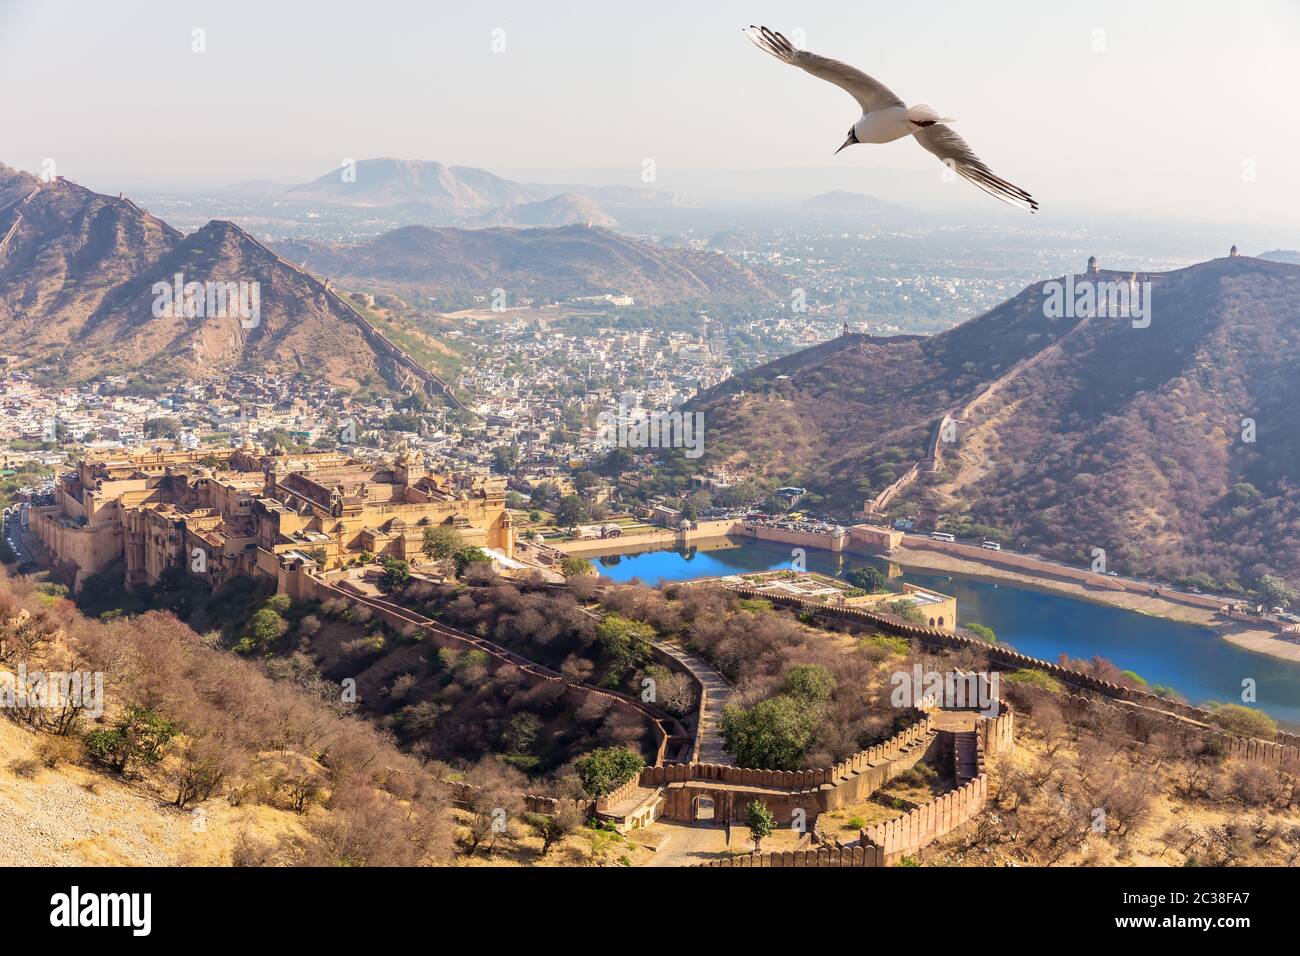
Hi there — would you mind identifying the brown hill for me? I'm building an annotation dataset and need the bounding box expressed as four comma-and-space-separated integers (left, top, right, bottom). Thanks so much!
469, 193, 618, 228
287, 158, 536, 215
276, 224, 776, 305
690, 254, 1300, 590
0, 170, 455, 396
0, 172, 182, 351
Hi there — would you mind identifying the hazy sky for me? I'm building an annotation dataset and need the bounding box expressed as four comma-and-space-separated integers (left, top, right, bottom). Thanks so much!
3, 0, 1299, 226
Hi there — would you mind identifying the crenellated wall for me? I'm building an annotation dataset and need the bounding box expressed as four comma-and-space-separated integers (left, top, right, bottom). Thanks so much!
279, 558, 690, 765
1008, 682, 1300, 765
860, 774, 989, 864
715, 585, 1292, 759
644, 711, 936, 824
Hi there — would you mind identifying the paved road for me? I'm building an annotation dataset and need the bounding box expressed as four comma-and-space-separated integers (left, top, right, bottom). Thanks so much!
2, 516, 34, 565
651, 639, 735, 766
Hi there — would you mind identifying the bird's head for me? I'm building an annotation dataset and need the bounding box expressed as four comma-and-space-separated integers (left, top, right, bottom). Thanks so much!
835, 127, 859, 155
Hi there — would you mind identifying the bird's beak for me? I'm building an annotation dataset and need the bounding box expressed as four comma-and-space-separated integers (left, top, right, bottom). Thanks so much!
835, 133, 855, 155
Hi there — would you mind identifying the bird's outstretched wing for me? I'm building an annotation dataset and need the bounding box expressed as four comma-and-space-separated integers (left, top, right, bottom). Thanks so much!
744, 25, 905, 114
912, 123, 1038, 212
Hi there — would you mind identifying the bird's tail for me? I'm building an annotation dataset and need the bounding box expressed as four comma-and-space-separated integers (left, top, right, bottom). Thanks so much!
907, 103, 957, 126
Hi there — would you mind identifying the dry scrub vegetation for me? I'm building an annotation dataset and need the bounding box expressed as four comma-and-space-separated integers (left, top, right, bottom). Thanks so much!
924, 694, 1300, 867
0, 573, 631, 866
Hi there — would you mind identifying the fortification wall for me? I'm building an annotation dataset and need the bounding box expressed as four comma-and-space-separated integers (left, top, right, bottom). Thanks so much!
643, 711, 936, 823
1009, 682, 1300, 765
281, 562, 679, 765
700, 845, 886, 867
860, 774, 989, 865
716, 585, 1291, 760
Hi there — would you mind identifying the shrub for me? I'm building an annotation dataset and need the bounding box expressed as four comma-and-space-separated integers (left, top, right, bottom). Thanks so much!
35, 735, 83, 769
745, 799, 776, 851
575, 746, 645, 797
236, 607, 289, 655
860, 634, 910, 656
452, 547, 492, 576
9, 757, 42, 778
1208, 704, 1277, 741
1004, 669, 1062, 693
83, 706, 176, 774
560, 557, 596, 579
378, 557, 411, 594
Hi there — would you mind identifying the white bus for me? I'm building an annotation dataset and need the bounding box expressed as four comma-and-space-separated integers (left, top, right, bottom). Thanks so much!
930, 532, 956, 543
981, 540, 1001, 551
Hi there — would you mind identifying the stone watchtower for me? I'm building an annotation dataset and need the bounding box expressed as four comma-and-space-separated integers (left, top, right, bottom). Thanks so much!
1086, 255, 1100, 275
1230, 245, 1239, 257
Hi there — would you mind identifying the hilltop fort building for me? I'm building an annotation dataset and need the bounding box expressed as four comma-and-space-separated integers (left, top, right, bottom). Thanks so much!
33, 445, 512, 591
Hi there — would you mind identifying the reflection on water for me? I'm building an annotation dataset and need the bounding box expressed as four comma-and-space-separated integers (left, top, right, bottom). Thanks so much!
593, 537, 1300, 726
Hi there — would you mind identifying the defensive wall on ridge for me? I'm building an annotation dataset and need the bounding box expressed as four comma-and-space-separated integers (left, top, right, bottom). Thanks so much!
709, 584, 1299, 765
701, 703, 1013, 867
275, 554, 693, 765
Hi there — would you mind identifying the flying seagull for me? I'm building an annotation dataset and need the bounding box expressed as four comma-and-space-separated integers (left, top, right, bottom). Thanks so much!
744, 26, 1037, 212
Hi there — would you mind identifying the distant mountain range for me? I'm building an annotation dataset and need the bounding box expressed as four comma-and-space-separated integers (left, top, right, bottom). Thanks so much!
275, 224, 776, 305
1261, 249, 1300, 264
286, 158, 536, 215
689, 252, 1300, 589
0, 165, 450, 394
801, 190, 904, 214
467, 193, 617, 228
214, 158, 692, 228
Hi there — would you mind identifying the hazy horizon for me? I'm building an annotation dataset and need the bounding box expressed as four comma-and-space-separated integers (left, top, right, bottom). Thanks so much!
3, 0, 1299, 230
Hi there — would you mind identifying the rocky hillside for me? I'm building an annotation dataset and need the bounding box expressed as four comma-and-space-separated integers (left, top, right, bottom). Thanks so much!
0, 169, 450, 394
689, 254, 1300, 590
276, 224, 777, 305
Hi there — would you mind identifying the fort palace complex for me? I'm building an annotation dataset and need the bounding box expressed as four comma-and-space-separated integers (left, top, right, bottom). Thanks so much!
31, 445, 514, 591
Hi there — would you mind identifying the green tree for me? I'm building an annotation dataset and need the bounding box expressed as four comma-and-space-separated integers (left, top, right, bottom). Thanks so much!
746, 799, 776, 852
846, 566, 889, 593
781, 664, 834, 705
721, 696, 817, 771
554, 495, 589, 529
83, 706, 176, 775
143, 417, 180, 439
560, 556, 596, 579
1256, 574, 1297, 610
881, 599, 927, 625
453, 547, 492, 576
422, 524, 463, 562
525, 805, 584, 856
236, 607, 289, 654
492, 444, 520, 474
501, 713, 542, 754
967, 623, 997, 643
575, 746, 646, 797
595, 614, 655, 671
378, 556, 411, 594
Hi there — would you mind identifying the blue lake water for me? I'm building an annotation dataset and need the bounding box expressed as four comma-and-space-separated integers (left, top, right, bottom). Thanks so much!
592, 538, 1300, 726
